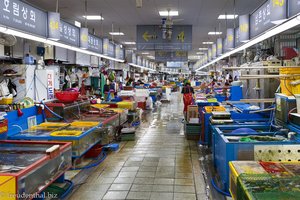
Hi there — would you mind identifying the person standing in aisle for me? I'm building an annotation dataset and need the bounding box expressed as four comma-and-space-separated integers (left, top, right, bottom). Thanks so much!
181, 81, 195, 119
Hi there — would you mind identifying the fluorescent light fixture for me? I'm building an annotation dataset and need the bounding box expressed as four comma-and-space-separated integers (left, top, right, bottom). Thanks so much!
199, 48, 208, 50
109, 32, 125, 36
196, 52, 204, 55
203, 42, 214, 44
83, 15, 104, 20
141, 52, 150, 55
196, 15, 300, 71
123, 41, 136, 45
0, 26, 126, 63
218, 14, 238, 19
208, 32, 222, 35
75, 21, 81, 28
159, 10, 179, 17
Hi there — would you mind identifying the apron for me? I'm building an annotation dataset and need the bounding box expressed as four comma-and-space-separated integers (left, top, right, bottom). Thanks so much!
183, 87, 194, 112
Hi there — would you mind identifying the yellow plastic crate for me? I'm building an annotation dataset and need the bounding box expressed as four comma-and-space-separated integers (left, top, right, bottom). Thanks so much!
50, 130, 83, 137
0, 176, 16, 200
91, 104, 110, 109
204, 106, 226, 113
70, 121, 99, 127
108, 108, 127, 113
37, 122, 69, 127
117, 101, 136, 110
0, 98, 13, 105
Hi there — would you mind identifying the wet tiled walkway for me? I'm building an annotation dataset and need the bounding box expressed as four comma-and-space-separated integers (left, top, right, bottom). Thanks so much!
69, 93, 208, 200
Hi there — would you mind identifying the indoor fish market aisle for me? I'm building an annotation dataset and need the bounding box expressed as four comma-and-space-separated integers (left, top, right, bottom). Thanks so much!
68, 93, 210, 200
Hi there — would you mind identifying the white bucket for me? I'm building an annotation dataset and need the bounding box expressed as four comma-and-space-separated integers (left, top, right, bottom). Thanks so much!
295, 94, 300, 113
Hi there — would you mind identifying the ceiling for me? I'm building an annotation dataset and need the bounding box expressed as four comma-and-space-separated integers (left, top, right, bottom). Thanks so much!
24, 0, 266, 60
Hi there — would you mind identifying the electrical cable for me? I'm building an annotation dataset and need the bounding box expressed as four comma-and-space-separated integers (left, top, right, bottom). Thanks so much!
60, 179, 74, 199
210, 178, 231, 197
41, 101, 68, 122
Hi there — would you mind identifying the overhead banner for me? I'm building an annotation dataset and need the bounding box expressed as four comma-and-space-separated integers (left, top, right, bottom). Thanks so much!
103, 38, 109, 55
80, 28, 88, 49
226, 28, 235, 49
115, 44, 121, 59
60, 20, 80, 46
289, 0, 300, 17
250, 0, 287, 38
217, 38, 223, 56
239, 14, 250, 42
212, 44, 217, 58
155, 51, 188, 62
48, 12, 60, 40
108, 42, 115, 57
137, 25, 192, 51
0, 0, 47, 37
88, 34, 102, 53
137, 56, 142, 66
208, 48, 212, 61
235, 28, 240, 47
167, 62, 185, 68
132, 53, 137, 64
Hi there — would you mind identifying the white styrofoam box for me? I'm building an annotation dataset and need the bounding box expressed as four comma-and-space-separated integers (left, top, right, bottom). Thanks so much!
118, 90, 135, 96
254, 145, 300, 162
135, 89, 150, 97
135, 96, 146, 102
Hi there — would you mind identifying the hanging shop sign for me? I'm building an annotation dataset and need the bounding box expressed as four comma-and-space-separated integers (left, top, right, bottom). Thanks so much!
208, 48, 212, 61
108, 42, 115, 57
115, 44, 121, 59
0, 0, 47, 37
137, 56, 142, 66
103, 38, 109, 55
48, 12, 60, 40
223, 38, 228, 52
226, 28, 235, 49
239, 14, 250, 42
60, 20, 80, 46
167, 61, 185, 68
155, 51, 188, 62
250, 0, 287, 38
143, 58, 146, 67
119, 47, 125, 60
212, 44, 217, 58
217, 38, 223, 56
146, 60, 149, 68
88, 34, 102, 53
289, 0, 300, 17
132, 53, 137, 64
136, 25, 192, 51
80, 28, 88, 49
235, 28, 240, 47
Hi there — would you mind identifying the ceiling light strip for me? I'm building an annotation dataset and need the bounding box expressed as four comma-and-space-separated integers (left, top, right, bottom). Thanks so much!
0, 26, 124, 63
196, 15, 300, 71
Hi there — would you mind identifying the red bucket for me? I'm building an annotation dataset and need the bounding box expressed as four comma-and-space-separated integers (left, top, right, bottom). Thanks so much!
55, 91, 80, 103
85, 144, 103, 158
